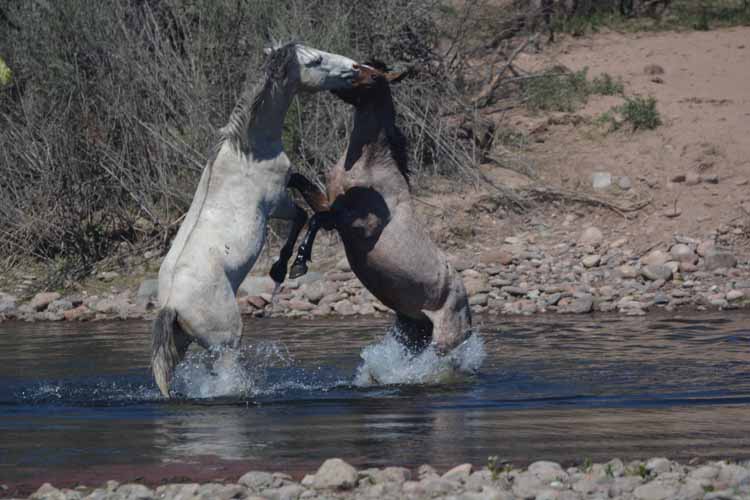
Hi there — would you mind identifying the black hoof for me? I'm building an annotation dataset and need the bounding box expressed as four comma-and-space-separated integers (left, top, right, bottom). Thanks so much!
289, 261, 308, 280
269, 261, 287, 284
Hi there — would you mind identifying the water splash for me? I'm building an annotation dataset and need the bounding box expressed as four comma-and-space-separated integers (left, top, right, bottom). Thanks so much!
353, 329, 486, 387
16, 379, 162, 405
171, 341, 294, 399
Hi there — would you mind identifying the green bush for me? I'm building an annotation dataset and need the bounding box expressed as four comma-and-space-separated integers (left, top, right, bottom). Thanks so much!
0, 57, 10, 86
619, 96, 662, 130
525, 68, 591, 112
591, 73, 624, 95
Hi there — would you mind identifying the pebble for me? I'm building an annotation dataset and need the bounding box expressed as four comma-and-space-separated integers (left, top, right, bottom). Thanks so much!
579, 227, 604, 247
641, 264, 672, 281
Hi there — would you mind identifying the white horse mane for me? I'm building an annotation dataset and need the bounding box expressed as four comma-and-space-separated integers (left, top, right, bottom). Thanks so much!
218, 41, 298, 153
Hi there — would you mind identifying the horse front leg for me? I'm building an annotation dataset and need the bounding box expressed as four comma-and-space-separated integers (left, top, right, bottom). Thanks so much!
289, 211, 336, 279
268, 191, 308, 285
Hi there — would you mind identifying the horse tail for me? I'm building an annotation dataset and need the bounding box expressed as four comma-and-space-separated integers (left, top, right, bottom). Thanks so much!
151, 307, 180, 398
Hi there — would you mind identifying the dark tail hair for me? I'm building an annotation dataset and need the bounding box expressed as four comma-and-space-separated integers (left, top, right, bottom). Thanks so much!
151, 307, 179, 398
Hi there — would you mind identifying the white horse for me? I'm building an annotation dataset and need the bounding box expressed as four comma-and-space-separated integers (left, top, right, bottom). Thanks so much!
152, 43, 361, 397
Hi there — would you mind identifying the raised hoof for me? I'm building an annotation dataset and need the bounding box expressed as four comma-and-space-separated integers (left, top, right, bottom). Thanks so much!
289, 261, 308, 280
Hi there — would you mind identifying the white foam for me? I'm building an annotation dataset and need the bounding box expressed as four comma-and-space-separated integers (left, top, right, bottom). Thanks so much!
171, 341, 293, 399
353, 329, 486, 387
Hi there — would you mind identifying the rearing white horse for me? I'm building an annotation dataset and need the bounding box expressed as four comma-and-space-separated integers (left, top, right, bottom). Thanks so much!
152, 43, 361, 397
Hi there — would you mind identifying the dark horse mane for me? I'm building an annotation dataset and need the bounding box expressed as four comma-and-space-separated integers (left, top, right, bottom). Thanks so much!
368, 59, 410, 187
336, 59, 411, 188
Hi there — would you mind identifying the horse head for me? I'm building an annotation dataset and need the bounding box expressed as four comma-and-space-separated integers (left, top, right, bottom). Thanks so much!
263, 42, 361, 92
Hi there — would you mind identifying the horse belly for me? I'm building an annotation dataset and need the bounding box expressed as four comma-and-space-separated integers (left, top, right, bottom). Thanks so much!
345, 213, 445, 316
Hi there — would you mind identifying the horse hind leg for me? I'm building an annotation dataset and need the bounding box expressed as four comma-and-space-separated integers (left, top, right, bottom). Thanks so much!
423, 281, 473, 356
393, 313, 433, 354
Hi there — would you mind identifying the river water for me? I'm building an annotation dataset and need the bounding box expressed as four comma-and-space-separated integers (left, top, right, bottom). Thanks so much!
1, 313, 749, 488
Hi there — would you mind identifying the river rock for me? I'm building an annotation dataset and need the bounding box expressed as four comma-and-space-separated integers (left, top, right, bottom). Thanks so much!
703, 249, 737, 270
114, 483, 154, 500
617, 264, 639, 279
716, 464, 750, 487
442, 463, 472, 483
287, 299, 314, 312
579, 227, 604, 247
0, 293, 17, 315
469, 294, 489, 307
670, 244, 698, 264
726, 290, 745, 301
261, 484, 303, 500
557, 294, 593, 314
300, 282, 326, 304
464, 277, 490, 295
582, 254, 601, 268
646, 457, 671, 475
633, 480, 678, 500
641, 249, 670, 267
31, 483, 66, 500
311, 458, 358, 490
480, 249, 514, 266
154, 483, 200, 500
327, 271, 355, 282
63, 305, 94, 321
641, 264, 672, 281
333, 300, 356, 316
592, 172, 612, 190
30, 292, 61, 312
239, 471, 275, 492
239, 276, 276, 296
697, 239, 715, 256
47, 299, 74, 314
98, 271, 120, 282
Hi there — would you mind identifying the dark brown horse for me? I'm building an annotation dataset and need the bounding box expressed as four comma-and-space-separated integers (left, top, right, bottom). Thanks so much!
286, 63, 472, 355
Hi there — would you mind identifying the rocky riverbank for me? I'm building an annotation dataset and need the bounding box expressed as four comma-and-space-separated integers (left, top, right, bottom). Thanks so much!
12, 457, 750, 500
0, 222, 748, 323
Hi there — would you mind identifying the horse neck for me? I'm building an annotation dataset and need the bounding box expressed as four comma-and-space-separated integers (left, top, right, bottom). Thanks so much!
224, 78, 296, 157
344, 94, 397, 170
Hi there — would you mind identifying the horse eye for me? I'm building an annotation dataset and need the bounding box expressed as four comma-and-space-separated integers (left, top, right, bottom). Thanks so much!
306, 55, 323, 67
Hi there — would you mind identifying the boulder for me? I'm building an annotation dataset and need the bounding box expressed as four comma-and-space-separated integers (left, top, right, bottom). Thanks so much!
30, 292, 61, 312
311, 458, 358, 490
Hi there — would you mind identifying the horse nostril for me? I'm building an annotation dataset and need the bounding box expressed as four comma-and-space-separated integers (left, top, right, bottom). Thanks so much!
352, 64, 360, 70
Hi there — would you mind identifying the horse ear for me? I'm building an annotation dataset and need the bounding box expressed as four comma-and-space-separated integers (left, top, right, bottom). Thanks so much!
385, 70, 410, 84
263, 47, 273, 56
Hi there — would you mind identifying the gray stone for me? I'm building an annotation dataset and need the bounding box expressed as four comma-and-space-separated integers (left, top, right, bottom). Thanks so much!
154, 483, 200, 500
641, 264, 672, 281
465, 278, 491, 296
727, 290, 745, 301
618, 264, 639, 279
458, 486, 514, 500
47, 299, 74, 314
617, 176, 633, 190
312, 458, 358, 490
511, 471, 545, 499
688, 465, 719, 481
31, 483, 66, 500
239, 471, 275, 491
609, 476, 644, 496
30, 292, 61, 312
528, 461, 567, 483
633, 480, 678, 500
442, 463, 472, 483
557, 294, 593, 314
0, 293, 17, 315
300, 282, 326, 304
670, 244, 698, 264
501, 286, 527, 297
419, 477, 457, 497
287, 299, 315, 312
114, 484, 154, 500
579, 227, 604, 247
333, 300, 356, 316
645, 457, 671, 475
582, 255, 601, 268
641, 250, 670, 267
239, 276, 276, 297
716, 464, 750, 487
469, 294, 488, 307
592, 172, 613, 190
262, 484, 305, 500
703, 249, 737, 270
